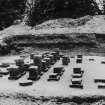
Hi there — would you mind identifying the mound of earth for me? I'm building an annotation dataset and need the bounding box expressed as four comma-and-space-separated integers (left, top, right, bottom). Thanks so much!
0, 15, 104, 41
34, 15, 92, 29
31, 15, 105, 34
0, 15, 103, 47
0, 15, 105, 55
0, 15, 92, 37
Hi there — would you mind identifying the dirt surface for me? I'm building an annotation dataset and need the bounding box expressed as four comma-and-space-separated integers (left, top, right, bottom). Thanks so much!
0, 15, 105, 104
0, 50, 105, 104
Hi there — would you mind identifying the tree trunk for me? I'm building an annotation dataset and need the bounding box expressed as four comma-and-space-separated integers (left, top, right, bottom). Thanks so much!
22, 0, 35, 25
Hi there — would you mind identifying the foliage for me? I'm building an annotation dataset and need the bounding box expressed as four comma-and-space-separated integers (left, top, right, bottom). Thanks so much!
0, 0, 25, 30
0, 0, 101, 28
28, 0, 101, 25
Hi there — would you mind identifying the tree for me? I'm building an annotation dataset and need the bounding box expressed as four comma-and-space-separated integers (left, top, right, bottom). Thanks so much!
0, 0, 25, 30
26, 0, 100, 25
0, 0, 101, 28
22, 0, 36, 25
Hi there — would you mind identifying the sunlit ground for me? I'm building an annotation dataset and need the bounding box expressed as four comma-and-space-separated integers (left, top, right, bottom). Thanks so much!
0, 54, 105, 97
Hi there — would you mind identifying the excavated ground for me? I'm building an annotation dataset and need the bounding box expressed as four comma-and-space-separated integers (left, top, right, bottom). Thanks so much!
0, 15, 105, 104
0, 51, 105, 105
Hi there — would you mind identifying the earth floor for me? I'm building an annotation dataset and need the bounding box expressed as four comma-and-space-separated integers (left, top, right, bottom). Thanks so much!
0, 53, 105, 97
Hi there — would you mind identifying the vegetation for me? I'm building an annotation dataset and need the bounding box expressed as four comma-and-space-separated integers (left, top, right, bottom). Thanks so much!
0, 0, 25, 30
0, 0, 101, 28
